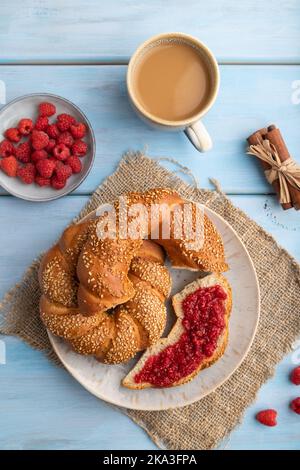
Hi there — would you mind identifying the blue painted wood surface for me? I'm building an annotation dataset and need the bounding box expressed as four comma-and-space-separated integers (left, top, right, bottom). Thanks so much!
0, 0, 300, 450
0, 0, 300, 63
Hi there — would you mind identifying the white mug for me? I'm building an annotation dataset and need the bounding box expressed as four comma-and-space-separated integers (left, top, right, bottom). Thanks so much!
127, 32, 220, 152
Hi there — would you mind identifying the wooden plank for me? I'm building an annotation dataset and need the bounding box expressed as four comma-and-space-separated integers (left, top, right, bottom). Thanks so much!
0, 337, 158, 450
1, 336, 298, 450
0, 193, 299, 296
0, 193, 299, 450
0, 0, 300, 63
0, 65, 299, 195
226, 354, 300, 450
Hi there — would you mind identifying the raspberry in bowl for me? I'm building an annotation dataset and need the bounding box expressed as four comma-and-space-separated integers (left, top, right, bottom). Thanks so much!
0, 93, 95, 201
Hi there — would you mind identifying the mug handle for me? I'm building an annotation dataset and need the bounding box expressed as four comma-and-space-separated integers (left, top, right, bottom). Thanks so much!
184, 120, 212, 152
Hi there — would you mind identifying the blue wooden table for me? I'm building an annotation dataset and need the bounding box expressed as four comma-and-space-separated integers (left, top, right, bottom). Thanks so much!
0, 0, 300, 450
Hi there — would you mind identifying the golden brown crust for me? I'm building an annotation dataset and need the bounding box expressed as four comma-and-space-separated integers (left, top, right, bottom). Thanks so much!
40, 296, 106, 340
103, 308, 141, 364
123, 282, 168, 346
77, 233, 142, 315
70, 316, 115, 357
155, 202, 228, 273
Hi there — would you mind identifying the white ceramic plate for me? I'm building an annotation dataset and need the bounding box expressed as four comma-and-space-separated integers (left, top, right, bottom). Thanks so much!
0, 93, 95, 201
49, 206, 260, 410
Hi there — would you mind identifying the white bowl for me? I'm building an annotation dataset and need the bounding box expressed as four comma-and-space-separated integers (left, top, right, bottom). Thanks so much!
0, 93, 95, 201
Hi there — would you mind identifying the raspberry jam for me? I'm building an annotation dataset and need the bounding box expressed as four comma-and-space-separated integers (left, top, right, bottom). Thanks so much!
134, 285, 227, 387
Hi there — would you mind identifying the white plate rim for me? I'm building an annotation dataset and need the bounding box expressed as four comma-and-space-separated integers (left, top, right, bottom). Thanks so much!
48, 205, 260, 410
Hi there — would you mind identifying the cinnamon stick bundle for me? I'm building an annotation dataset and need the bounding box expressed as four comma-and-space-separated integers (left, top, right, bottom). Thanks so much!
247, 125, 300, 210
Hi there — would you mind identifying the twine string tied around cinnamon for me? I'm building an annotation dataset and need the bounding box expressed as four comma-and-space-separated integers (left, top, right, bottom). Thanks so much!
247, 139, 300, 204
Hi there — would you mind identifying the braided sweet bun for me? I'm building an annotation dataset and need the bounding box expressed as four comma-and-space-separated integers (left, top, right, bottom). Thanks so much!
39, 188, 228, 365
77, 188, 228, 315
76, 189, 181, 315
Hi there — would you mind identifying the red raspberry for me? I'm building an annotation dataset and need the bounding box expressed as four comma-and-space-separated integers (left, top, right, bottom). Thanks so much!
66, 155, 82, 174
46, 124, 60, 139
16, 141, 31, 163
53, 143, 70, 161
55, 163, 72, 182
35, 175, 51, 187
5, 127, 22, 143
36, 159, 56, 179
290, 397, 300, 414
39, 102, 56, 117
45, 139, 56, 154
31, 150, 48, 164
57, 113, 76, 131
291, 366, 300, 386
35, 116, 49, 131
55, 160, 65, 171
0, 140, 15, 158
72, 139, 87, 157
51, 175, 67, 190
17, 162, 36, 184
70, 122, 87, 139
18, 118, 33, 136
51, 159, 65, 173
31, 130, 49, 150
256, 409, 277, 427
0, 155, 18, 177
58, 131, 74, 148
49, 157, 63, 173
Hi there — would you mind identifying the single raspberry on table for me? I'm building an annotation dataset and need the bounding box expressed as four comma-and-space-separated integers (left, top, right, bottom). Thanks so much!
39, 102, 56, 117
18, 118, 34, 136
0, 140, 15, 157
53, 143, 70, 161
51, 175, 67, 190
57, 113, 76, 132
36, 159, 56, 179
35, 175, 51, 187
66, 155, 82, 174
291, 367, 300, 386
31, 130, 49, 150
290, 397, 300, 414
256, 409, 277, 426
58, 131, 74, 148
35, 116, 49, 132
0, 155, 18, 177
15, 141, 31, 163
45, 139, 56, 154
31, 150, 48, 164
46, 123, 60, 139
71, 139, 87, 157
70, 122, 87, 139
17, 162, 36, 184
5, 127, 22, 143
55, 163, 72, 182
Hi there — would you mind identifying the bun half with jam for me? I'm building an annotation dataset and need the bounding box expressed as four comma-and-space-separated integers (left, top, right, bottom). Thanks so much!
123, 273, 232, 389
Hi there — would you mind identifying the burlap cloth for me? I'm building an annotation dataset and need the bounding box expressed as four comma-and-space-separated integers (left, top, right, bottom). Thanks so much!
1, 153, 300, 450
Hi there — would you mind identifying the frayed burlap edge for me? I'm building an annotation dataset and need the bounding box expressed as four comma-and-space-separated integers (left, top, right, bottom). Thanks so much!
1, 152, 300, 450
